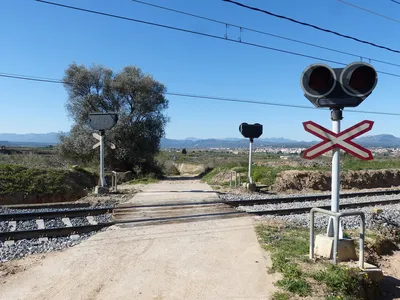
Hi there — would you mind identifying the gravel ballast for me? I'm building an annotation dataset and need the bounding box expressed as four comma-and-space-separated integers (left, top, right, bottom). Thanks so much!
0, 233, 96, 262
236, 194, 400, 211
254, 203, 400, 230
228, 192, 400, 230
15, 220, 37, 231
44, 218, 66, 229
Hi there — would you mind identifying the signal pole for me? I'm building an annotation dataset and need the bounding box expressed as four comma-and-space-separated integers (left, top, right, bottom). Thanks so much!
327, 108, 343, 238
248, 138, 254, 184
99, 130, 105, 187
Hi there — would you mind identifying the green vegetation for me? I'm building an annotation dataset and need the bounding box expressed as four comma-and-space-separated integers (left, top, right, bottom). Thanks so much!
342, 156, 400, 171
312, 264, 365, 296
256, 224, 311, 297
0, 163, 96, 204
256, 224, 371, 299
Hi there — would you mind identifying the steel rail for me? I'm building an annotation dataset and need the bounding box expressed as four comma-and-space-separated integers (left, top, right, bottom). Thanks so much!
0, 207, 114, 221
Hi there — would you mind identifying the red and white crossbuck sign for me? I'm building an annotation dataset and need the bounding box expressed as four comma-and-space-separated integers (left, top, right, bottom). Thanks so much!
302, 120, 374, 160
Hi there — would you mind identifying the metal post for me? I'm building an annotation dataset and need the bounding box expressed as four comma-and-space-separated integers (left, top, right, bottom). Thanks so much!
230, 172, 232, 187
328, 108, 343, 238
99, 131, 106, 187
248, 138, 253, 184
359, 214, 365, 269
310, 210, 315, 259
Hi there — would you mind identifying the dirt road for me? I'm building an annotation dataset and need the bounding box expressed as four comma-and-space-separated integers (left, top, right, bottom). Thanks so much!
0, 180, 277, 300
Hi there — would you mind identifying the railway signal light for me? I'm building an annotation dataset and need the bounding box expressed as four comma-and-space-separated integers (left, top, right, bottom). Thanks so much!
239, 123, 263, 140
300, 62, 378, 108
89, 112, 118, 131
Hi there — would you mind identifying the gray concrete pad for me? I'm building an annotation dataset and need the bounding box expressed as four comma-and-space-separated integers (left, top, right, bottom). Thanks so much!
122, 179, 220, 205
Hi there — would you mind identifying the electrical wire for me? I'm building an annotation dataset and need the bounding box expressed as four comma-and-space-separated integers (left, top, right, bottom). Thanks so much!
390, 0, 400, 5
33, 0, 400, 79
131, 0, 400, 68
2, 72, 400, 116
223, 0, 400, 54
338, 0, 400, 24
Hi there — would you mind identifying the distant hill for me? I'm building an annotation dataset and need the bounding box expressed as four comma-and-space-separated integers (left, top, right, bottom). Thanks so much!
160, 138, 314, 149
0, 132, 400, 148
355, 134, 400, 147
0, 133, 61, 147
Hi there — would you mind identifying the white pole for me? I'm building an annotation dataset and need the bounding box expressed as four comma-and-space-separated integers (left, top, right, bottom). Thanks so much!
248, 139, 253, 184
327, 109, 343, 238
100, 132, 105, 187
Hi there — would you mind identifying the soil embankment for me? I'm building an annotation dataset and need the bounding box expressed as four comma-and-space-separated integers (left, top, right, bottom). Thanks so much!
0, 164, 97, 205
273, 169, 400, 192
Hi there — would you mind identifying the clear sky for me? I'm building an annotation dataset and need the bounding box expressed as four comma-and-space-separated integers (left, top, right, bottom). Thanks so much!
2, 0, 400, 141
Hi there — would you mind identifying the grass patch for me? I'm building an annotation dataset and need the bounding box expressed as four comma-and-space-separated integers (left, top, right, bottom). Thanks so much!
271, 291, 290, 300
129, 177, 159, 185
256, 224, 373, 299
256, 225, 311, 297
312, 264, 364, 297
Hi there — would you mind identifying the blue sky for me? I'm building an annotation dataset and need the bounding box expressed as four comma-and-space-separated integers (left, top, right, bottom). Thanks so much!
2, 0, 400, 141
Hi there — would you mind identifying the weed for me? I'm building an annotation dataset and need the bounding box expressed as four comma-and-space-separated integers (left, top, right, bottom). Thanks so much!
271, 291, 290, 300
276, 277, 311, 296
312, 264, 363, 296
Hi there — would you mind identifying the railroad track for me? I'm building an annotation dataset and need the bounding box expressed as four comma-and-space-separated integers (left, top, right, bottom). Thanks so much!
2, 189, 400, 242
0, 207, 114, 243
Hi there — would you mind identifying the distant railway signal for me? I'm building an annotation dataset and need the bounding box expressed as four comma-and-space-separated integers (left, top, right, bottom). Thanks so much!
239, 123, 263, 140
239, 123, 263, 185
89, 112, 118, 190
89, 113, 118, 131
300, 62, 378, 108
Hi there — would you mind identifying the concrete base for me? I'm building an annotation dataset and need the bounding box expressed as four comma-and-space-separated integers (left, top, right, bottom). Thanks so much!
242, 183, 257, 191
94, 186, 108, 195
314, 234, 357, 262
346, 261, 384, 282
248, 183, 257, 192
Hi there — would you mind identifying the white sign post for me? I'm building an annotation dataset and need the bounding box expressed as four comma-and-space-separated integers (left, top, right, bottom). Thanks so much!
92, 132, 116, 187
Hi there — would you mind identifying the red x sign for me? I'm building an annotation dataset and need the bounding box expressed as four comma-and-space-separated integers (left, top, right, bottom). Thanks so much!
302, 120, 374, 160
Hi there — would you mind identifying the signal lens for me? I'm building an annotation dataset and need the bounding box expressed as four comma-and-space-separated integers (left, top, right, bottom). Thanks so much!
308, 66, 334, 94
349, 66, 376, 94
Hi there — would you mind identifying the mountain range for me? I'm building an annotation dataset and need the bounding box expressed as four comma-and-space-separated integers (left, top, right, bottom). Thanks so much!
1, 133, 400, 148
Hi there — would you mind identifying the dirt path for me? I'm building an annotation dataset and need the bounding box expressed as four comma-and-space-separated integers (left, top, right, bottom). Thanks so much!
0, 180, 277, 300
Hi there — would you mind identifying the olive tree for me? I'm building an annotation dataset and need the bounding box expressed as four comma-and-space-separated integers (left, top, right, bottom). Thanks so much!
58, 63, 168, 174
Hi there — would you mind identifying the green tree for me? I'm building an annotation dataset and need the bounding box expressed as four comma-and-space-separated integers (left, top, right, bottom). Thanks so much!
57, 63, 169, 174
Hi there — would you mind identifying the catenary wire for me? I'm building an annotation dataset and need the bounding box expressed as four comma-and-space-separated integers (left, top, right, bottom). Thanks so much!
2, 72, 400, 116
338, 0, 400, 24
34, 1, 400, 78
223, 0, 400, 54
131, 0, 400, 68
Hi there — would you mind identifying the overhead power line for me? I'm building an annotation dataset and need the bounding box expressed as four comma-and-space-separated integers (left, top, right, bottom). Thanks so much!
390, 0, 400, 5
2, 71, 400, 117
33, 0, 400, 79
131, 0, 400, 68
338, 0, 400, 24
223, 0, 400, 54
